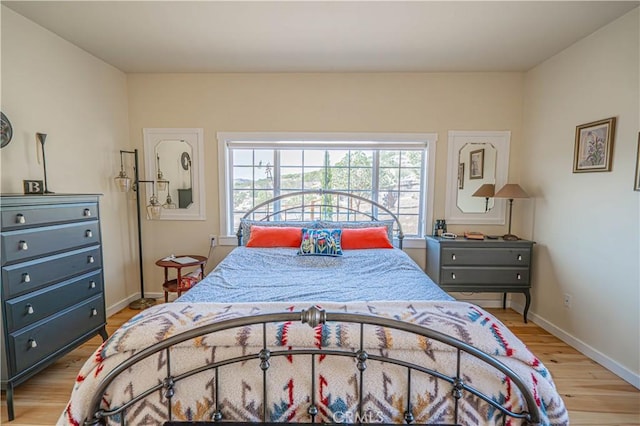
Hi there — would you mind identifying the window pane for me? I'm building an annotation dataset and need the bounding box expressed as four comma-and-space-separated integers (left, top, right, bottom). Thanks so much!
233, 149, 253, 166
281, 167, 303, 190
254, 150, 274, 167
304, 150, 325, 167
400, 168, 421, 190
281, 150, 302, 166
233, 190, 252, 212
398, 191, 420, 215
349, 167, 373, 191
328, 150, 349, 166
233, 166, 254, 188
400, 150, 423, 167
379, 167, 399, 190
350, 150, 373, 167
380, 151, 400, 167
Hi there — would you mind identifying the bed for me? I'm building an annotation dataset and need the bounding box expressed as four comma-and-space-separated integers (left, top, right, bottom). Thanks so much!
60, 190, 568, 426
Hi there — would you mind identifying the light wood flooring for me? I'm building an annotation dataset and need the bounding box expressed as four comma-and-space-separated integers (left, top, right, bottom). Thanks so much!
1, 307, 639, 425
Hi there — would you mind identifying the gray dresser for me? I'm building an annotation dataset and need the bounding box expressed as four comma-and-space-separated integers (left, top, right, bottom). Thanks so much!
425, 236, 534, 323
0, 194, 107, 420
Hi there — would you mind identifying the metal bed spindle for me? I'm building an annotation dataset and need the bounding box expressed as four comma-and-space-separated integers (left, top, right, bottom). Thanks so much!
83, 306, 541, 426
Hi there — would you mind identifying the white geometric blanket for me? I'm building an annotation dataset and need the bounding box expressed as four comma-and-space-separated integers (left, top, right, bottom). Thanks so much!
59, 301, 568, 425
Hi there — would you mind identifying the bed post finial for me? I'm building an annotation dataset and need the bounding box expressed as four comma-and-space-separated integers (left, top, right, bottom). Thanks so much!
301, 305, 326, 328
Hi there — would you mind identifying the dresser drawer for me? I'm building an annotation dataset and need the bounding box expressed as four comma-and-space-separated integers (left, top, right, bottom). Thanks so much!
4, 270, 103, 332
440, 247, 531, 267
440, 266, 530, 286
8, 294, 105, 375
1, 202, 98, 231
1, 221, 100, 265
2, 246, 102, 298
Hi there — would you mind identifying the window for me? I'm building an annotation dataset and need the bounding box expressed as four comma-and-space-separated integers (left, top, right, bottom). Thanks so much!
217, 133, 437, 246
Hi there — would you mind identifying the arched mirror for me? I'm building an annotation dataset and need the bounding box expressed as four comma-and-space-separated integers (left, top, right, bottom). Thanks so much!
144, 128, 205, 220
445, 131, 510, 225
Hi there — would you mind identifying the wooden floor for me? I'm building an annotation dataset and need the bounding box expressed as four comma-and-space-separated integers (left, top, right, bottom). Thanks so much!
1, 308, 639, 425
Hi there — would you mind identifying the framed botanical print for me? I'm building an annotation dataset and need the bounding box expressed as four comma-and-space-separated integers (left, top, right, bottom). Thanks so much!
573, 117, 616, 173
469, 149, 484, 179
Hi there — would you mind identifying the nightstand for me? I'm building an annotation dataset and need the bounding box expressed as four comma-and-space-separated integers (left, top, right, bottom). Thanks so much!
156, 255, 207, 302
425, 236, 534, 322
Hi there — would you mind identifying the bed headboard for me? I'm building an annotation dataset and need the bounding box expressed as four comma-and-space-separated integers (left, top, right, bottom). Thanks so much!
236, 189, 405, 248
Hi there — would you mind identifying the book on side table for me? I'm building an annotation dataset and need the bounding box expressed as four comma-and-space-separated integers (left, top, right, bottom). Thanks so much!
464, 232, 485, 240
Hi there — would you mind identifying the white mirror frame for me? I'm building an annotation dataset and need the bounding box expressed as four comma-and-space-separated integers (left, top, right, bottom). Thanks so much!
445, 130, 510, 225
144, 128, 206, 220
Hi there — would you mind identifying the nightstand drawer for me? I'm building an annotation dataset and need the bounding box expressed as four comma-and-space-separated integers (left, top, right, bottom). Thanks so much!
441, 247, 530, 266
4, 270, 103, 332
440, 266, 530, 286
1, 221, 100, 265
1, 202, 98, 231
2, 246, 102, 298
8, 294, 105, 375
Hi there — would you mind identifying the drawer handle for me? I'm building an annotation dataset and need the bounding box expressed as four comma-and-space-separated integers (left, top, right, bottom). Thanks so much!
22, 273, 31, 283
18, 240, 28, 251
85, 230, 93, 238
84, 208, 92, 217
90, 281, 96, 289
16, 213, 26, 224
88, 256, 95, 264
26, 304, 34, 315
517, 254, 523, 261
517, 273, 522, 280
91, 308, 98, 317
451, 273, 456, 280
451, 254, 456, 261
28, 339, 38, 349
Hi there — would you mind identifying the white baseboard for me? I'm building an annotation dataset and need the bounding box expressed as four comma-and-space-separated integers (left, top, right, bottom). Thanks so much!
106, 292, 164, 317
510, 301, 640, 390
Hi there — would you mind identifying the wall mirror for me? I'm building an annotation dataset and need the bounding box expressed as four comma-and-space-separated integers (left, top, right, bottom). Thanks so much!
144, 128, 206, 220
444, 131, 510, 225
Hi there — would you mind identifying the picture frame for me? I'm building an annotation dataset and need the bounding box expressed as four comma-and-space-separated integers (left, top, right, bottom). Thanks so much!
458, 163, 464, 189
634, 132, 640, 191
573, 117, 616, 173
469, 149, 484, 179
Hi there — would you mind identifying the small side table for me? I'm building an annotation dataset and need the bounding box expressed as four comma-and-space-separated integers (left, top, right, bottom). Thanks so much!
156, 255, 207, 302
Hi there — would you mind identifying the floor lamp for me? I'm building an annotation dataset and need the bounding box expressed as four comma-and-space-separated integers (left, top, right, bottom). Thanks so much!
115, 149, 162, 310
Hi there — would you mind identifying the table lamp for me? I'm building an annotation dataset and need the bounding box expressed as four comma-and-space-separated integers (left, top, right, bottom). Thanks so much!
471, 183, 495, 212
494, 183, 529, 241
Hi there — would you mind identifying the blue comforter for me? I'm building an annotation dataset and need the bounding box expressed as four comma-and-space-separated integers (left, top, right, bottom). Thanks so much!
177, 247, 452, 303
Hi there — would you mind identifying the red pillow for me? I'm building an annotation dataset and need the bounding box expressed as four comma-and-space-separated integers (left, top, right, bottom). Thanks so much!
246, 225, 303, 248
341, 226, 393, 250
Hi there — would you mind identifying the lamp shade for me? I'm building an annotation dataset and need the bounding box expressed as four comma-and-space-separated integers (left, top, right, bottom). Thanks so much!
494, 183, 529, 199
114, 171, 131, 192
472, 183, 495, 198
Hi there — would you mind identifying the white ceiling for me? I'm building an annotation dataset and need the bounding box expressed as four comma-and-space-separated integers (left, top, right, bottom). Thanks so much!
4, 1, 639, 73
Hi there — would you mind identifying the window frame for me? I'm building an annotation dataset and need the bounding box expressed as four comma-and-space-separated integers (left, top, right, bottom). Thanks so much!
217, 132, 438, 248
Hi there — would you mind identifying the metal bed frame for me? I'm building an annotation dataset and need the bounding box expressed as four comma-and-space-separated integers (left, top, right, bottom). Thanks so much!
80, 191, 541, 425
236, 189, 405, 248
83, 306, 540, 425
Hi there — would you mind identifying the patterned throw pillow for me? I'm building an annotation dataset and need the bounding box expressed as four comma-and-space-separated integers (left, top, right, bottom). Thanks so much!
298, 228, 343, 256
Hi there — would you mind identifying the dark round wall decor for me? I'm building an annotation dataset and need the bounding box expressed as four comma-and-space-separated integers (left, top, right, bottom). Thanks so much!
181, 151, 191, 170
1, 112, 13, 148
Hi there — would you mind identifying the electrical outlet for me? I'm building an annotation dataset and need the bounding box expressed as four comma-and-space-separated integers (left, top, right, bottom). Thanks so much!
209, 234, 217, 247
563, 293, 572, 308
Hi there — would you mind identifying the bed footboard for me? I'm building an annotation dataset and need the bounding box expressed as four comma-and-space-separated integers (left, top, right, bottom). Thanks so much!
79, 306, 543, 426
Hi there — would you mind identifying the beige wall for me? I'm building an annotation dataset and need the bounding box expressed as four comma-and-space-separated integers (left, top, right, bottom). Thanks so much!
522, 8, 639, 386
0, 7, 136, 313
126, 72, 524, 302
